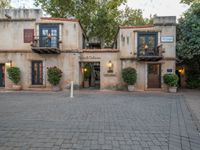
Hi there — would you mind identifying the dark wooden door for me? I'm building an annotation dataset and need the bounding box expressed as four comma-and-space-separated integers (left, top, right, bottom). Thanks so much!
32, 61, 43, 85
0, 64, 5, 87
148, 64, 161, 88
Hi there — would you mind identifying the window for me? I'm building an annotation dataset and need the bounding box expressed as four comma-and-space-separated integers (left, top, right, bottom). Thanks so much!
39, 24, 59, 48
24, 29, 34, 43
138, 32, 158, 56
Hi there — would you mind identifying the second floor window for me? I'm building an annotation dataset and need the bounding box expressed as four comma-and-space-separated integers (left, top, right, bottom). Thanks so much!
39, 24, 59, 48
138, 32, 158, 56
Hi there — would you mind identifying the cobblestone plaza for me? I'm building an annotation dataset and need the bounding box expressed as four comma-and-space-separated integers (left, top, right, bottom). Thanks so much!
0, 91, 200, 150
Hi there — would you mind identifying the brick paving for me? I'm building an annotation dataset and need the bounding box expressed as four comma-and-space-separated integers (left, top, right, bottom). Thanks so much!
0, 91, 199, 150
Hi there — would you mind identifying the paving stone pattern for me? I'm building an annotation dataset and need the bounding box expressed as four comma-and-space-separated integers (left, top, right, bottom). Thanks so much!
0, 91, 199, 150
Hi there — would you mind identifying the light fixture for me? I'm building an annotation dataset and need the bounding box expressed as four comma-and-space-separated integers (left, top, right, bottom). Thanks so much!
144, 44, 148, 49
5, 61, 12, 67
107, 60, 113, 73
84, 68, 87, 72
178, 67, 185, 75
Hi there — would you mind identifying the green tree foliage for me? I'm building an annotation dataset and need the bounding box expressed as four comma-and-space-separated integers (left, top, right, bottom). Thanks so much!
177, 2, 200, 70
0, 0, 11, 8
34, 0, 150, 46
119, 6, 153, 26
181, 0, 200, 5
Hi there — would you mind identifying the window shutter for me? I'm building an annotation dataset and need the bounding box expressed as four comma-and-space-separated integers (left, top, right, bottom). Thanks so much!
24, 29, 34, 43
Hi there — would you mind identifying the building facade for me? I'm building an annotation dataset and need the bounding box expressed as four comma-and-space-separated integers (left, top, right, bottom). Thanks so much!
0, 9, 176, 91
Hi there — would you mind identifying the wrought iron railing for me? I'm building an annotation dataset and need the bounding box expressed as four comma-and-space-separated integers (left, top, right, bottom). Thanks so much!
138, 45, 163, 57
31, 36, 59, 48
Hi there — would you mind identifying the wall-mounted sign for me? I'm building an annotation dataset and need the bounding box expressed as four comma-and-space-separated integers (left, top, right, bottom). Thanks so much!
161, 36, 174, 43
167, 69, 173, 73
80, 56, 101, 60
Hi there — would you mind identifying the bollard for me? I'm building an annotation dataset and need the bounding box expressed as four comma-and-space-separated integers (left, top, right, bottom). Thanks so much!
70, 81, 74, 98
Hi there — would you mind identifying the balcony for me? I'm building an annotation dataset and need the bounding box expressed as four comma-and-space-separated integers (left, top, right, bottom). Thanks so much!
137, 45, 163, 61
31, 36, 61, 54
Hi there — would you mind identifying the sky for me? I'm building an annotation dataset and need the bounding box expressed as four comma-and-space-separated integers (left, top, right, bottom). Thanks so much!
10, 0, 189, 19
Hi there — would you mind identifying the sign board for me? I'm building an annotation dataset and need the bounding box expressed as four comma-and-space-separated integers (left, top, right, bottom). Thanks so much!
167, 69, 173, 73
161, 36, 174, 43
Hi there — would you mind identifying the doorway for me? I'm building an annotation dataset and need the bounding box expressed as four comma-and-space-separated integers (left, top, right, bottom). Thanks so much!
147, 64, 161, 88
81, 62, 100, 89
0, 64, 5, 87
32, 61, 43, 85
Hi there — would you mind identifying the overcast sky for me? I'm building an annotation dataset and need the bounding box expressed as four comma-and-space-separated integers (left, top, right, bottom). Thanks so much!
11, 0, 189, 18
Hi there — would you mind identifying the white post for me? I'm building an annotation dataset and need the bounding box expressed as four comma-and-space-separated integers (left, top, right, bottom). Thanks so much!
70, 81, 74, 98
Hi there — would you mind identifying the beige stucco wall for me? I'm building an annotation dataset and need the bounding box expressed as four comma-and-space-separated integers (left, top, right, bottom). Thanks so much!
0, 21, 36, 51
0, 52, 81, 90
0, 9, 84, 52
121, 59, 176, 91
0, 9, 42, 20
118, 25, 176, 59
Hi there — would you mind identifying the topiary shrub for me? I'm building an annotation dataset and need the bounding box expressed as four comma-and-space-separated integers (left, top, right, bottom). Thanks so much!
122, 67, 137, 85
163, 73, 178, 87
47, 66, 62, 86
7, 67, 21, 84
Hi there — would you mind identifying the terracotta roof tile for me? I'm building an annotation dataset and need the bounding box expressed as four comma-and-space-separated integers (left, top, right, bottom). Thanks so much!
120, 25, 154, 29
41, 17, 79, 22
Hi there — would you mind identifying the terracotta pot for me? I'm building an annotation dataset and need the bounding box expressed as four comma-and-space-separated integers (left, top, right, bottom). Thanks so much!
168, 87, 177, 93
12, 84, 22, 91
128, 85, 135, 92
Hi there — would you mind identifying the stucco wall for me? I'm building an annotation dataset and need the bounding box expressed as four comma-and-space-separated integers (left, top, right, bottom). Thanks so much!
0, 9, 42, 20
0, 52, 81, 90
0, 9, 84, 52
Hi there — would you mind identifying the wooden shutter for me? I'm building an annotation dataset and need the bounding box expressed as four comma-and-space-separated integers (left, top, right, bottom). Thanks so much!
24, 29, 34, 43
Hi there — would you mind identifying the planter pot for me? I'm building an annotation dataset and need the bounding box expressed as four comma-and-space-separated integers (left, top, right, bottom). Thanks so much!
128, 85, 135, 92
52, 86, 61, 92
12, 84, 22, 91
168, 87, 177, 93
84, 81, 89, 88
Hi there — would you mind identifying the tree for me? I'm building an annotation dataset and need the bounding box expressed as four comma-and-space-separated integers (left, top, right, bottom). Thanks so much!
0, 0, 11, 8
119, 6, 153, 26
177, 2, 200, 70
181, 0, 200, 5
34, 0, 150, 47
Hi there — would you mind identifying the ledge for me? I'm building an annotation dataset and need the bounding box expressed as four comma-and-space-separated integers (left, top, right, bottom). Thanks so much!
29, 85, 46, 88
0, 18, 36, 22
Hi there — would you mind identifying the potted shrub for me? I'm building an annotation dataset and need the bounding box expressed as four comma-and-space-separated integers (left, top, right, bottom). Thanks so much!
163, 73, 178, 93
7, 67, 21, 90
83, 64, 91, 88
47, 66, 62, 91
122, 67, 137, 91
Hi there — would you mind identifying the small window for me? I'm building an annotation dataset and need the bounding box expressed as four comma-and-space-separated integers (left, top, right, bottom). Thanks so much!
24, 29, 34, 43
